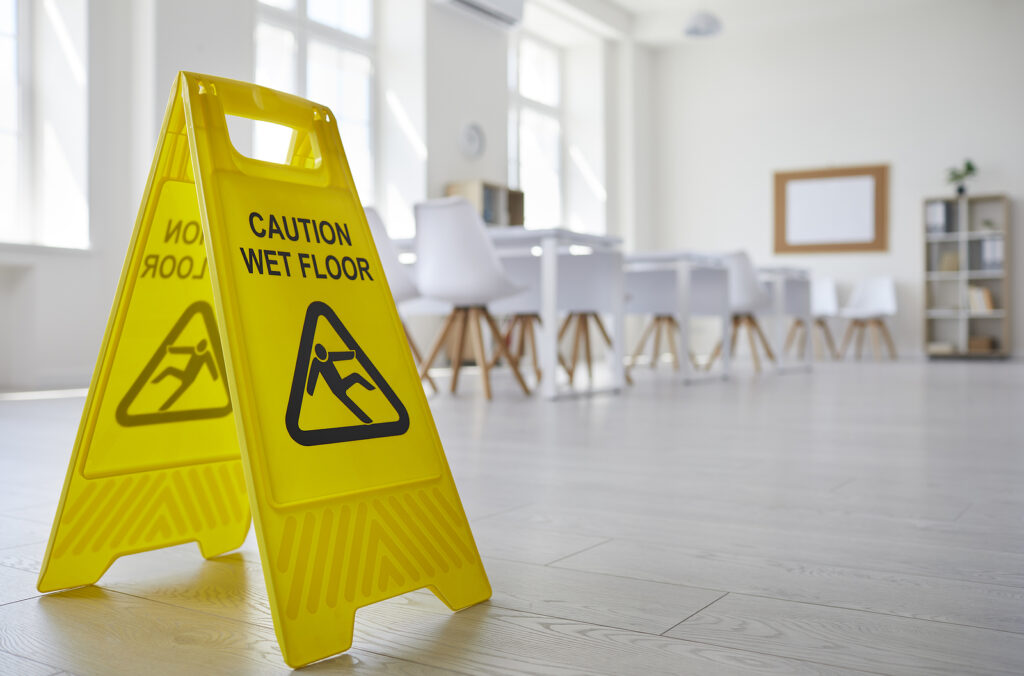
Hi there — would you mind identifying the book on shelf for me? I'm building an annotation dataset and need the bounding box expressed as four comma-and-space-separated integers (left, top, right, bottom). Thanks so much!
967, 285, 995, 312
968, 335, 996, 353
980, 238, 1004, 270
927, 341, 956, 355
925, 201, 953, 234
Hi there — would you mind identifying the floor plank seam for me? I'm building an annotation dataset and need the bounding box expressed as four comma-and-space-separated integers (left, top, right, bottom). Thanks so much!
728, 590, 1024, 637
952, 501, 976, 522
542, 537, 613, 566
554, 531, 1024, 592
441, 597, 885, 676
355, 647, 479, 676
659, 592, 729, 636
91, 586, 279, 633
468, 500, 538, 522
0, 647, 64, 675
550, 561, 1024, 636
0, 591, 44, 608
657, 634, 892, 676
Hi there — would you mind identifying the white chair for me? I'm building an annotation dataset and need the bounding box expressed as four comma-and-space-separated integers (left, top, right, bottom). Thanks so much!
624, 266, 698, 377
413, 197, 531, 398
839, 277, 897, 360
784, 277, 840, 360
706, 251, 775, 373
364, 207, 437, 392
490, 251, 623, 385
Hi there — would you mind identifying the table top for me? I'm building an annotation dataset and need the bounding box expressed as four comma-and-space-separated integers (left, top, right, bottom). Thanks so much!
391, 227, 622, 253
626, 251, 724, 267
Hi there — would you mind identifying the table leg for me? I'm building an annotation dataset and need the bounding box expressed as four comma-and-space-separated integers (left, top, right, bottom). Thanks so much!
676, 261, 693, 383
540, 236, 559, 399
609, 252, 626, 390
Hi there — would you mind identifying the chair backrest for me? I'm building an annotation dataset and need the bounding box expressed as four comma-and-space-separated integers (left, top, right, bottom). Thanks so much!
413, 197, 518, 304
810, 277, 839, 317
364, 206, 419, 303
720, 251, 767, 314
846, 277, 898, 316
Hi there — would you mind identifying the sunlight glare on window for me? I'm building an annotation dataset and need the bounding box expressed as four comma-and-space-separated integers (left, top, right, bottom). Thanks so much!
308, 41, 374, 204
258, 0, 296, 11
307, 0, 371, 38
254, 23, 298, 162
518, 38, 559, 107
519, 107, 561, 227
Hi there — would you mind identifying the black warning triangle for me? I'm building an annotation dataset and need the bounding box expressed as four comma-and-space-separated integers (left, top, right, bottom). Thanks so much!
115, 301, 232, 427
285, 301, 409, 446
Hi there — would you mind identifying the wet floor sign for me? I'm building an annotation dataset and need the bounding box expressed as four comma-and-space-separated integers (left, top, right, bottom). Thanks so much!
37, 72, 491, 668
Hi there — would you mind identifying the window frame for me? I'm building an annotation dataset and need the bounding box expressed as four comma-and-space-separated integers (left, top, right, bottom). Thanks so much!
508, 31, 566, 229
255, 0, 380, 205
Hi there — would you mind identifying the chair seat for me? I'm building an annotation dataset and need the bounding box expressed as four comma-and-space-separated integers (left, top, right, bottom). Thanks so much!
422, 276, 526, 307
839, 308, 890, 319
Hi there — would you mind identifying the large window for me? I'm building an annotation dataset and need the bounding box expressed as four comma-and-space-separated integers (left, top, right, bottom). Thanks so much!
0, 0, 89, 248
0, 0, 18, 236
509, 35, 563, 228
255, 0, 376, 205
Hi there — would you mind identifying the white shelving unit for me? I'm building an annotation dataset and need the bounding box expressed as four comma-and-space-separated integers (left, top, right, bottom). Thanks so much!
924, 194, 1011, 358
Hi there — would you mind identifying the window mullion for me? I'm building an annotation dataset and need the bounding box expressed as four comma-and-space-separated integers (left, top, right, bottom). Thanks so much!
296, 0, 308, 97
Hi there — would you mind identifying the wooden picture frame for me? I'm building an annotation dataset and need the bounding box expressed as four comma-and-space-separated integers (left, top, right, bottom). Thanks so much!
774, 164, 888, 253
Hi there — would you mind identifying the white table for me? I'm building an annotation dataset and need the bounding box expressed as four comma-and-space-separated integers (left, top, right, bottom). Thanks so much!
758, 266, 813, 372
626, 251, 732, 382
394, 228, 626, 399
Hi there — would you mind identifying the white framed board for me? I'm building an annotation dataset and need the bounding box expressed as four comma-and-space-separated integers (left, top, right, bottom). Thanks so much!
774, 165, 888, 253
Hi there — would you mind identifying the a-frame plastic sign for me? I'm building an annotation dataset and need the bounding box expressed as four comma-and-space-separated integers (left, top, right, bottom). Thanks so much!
37, 72, 491, 668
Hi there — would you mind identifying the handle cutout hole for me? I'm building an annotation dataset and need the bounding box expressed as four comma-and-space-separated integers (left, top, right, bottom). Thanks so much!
225, 115, 322, 170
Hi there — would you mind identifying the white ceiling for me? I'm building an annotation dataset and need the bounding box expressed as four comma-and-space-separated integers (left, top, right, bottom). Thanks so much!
607, 0, 929, 44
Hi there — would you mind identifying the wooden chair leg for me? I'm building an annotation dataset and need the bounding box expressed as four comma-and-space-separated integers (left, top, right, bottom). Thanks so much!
876, 318, 897, 359
486, 316, 509, 370
818, 319, 839, 360
663, 316, 681, 370
750, 317, 776, 363
629, 317, 657, 374
729, 315, 741, 362
868, 319, 883, 361
468, 309, 491, 399
784, 319, 801, 355
706, 314, 738, 372
558, 314, 575, 342
839, 320, 857, 358
592, 313, 613, 347
651, 317, 664, 369
419, 311, 458, 382
854, 320, 866, 360
481, 309, 531, 395
525, 315, 542, 381
403, 321, 437, 392
449, 309, 469, 393
745, 317, 762, 373
569, 314, 587, 384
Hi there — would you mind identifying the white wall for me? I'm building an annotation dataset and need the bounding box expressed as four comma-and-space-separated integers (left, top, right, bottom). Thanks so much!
651, 0, 1024, 356
0, 0, 633, 389
425, 4, 510, 198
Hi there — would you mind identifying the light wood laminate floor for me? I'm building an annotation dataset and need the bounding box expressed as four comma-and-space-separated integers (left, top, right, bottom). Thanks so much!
1, 361, 1023, 675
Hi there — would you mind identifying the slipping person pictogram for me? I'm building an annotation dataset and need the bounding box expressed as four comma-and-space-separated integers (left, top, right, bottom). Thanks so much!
116, 302, 232, 426
286, 301, 409, 446
153, 338, 219, 411
306, 344, 376, 424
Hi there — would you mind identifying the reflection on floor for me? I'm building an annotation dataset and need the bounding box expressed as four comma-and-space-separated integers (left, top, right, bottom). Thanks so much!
1, 361, 1023, 674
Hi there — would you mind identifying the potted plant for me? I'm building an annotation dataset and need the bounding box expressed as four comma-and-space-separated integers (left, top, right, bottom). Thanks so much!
947, 159, 976, 196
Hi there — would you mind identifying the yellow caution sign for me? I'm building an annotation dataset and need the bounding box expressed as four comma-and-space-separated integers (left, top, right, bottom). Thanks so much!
37, 72, 491, 668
